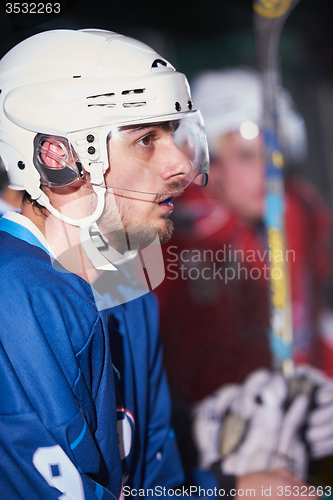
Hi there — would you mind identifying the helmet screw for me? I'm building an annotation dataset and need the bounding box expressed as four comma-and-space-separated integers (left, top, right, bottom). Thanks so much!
175, 102, 181, 112
88, 146, 96, 155
17, 161, 25, 170
86, 134, 95, 143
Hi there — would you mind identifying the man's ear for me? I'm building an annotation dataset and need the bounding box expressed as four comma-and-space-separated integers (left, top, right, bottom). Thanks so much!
40, 140, 65, 168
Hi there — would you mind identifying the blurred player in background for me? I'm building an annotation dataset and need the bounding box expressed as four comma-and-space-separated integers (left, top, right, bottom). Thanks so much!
156, 68, 333, 486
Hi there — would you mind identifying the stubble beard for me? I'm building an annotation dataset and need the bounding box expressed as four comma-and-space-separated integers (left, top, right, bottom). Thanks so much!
121, 212, 175, 249
101, 190, 176, 250
158, 215, 174, 244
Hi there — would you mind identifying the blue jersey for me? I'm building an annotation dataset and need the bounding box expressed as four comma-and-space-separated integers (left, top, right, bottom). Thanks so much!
0, 213, 184, 499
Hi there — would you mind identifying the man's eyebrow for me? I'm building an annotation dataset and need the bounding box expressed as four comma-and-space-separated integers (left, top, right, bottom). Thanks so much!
121, 121, 178, 136
123, 124, 158, 135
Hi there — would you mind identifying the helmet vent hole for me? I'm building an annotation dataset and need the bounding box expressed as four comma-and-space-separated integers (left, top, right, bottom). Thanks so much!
73, 75, 81, 78
175, 102, 181, 112
87, 104, 116, 108
87, 93, 116, 108
122, 89, 145, 95
152, 59, 167, 68
122, 102, 147, 108
87, 93, 115, 99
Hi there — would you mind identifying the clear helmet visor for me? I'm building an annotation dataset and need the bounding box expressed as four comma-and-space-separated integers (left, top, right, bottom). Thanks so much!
34, 110, 209, 197
106, 110, 209, 197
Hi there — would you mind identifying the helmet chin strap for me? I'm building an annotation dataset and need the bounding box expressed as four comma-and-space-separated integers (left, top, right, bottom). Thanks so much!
35, 162, 123, 272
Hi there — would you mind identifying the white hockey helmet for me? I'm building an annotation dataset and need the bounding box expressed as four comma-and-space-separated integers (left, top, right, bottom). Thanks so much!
191, 67, 307, 162
0, 29, 209, 203
0, 29, 209, 271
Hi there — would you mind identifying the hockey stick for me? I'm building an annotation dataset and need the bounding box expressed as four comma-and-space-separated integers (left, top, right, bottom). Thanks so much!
253, 0, 301, 377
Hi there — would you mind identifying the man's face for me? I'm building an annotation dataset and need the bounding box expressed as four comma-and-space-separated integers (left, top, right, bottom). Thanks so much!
103, 121, 192, 244
208, 130, 265, 222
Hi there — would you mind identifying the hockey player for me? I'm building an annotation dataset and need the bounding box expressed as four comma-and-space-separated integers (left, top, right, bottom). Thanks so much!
156, 69, 333, 484
0, 28, 210, 499
0, 32, 318, 499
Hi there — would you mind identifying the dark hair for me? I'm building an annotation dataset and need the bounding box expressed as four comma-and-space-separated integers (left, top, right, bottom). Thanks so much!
22, 191, 47, 216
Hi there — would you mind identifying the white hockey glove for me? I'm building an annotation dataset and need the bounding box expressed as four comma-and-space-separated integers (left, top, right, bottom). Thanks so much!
192, 369, 313, 481
192, 383, 241, 470
295, 365, 333, 460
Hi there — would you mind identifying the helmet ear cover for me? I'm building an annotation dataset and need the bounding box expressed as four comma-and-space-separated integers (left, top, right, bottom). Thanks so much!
33, 133, 84, 188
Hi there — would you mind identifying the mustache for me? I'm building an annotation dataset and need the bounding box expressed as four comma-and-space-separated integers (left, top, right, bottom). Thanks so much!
154, 183, 184, 203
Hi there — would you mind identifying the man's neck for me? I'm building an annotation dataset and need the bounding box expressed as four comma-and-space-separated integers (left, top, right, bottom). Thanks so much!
21, 201, 100, 284
21, 201, 48, 237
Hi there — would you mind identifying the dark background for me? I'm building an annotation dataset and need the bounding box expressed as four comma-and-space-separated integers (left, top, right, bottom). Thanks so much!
1, 0, 333, 207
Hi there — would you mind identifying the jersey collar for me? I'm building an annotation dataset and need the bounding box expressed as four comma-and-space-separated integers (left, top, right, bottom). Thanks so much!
0, 211, 56, 258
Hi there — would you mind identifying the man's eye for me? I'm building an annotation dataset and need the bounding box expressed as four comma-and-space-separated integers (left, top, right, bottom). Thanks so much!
137, 134, 154, 147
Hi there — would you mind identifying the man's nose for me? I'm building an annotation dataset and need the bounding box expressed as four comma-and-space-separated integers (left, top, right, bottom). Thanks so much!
160, 141, 192, 183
